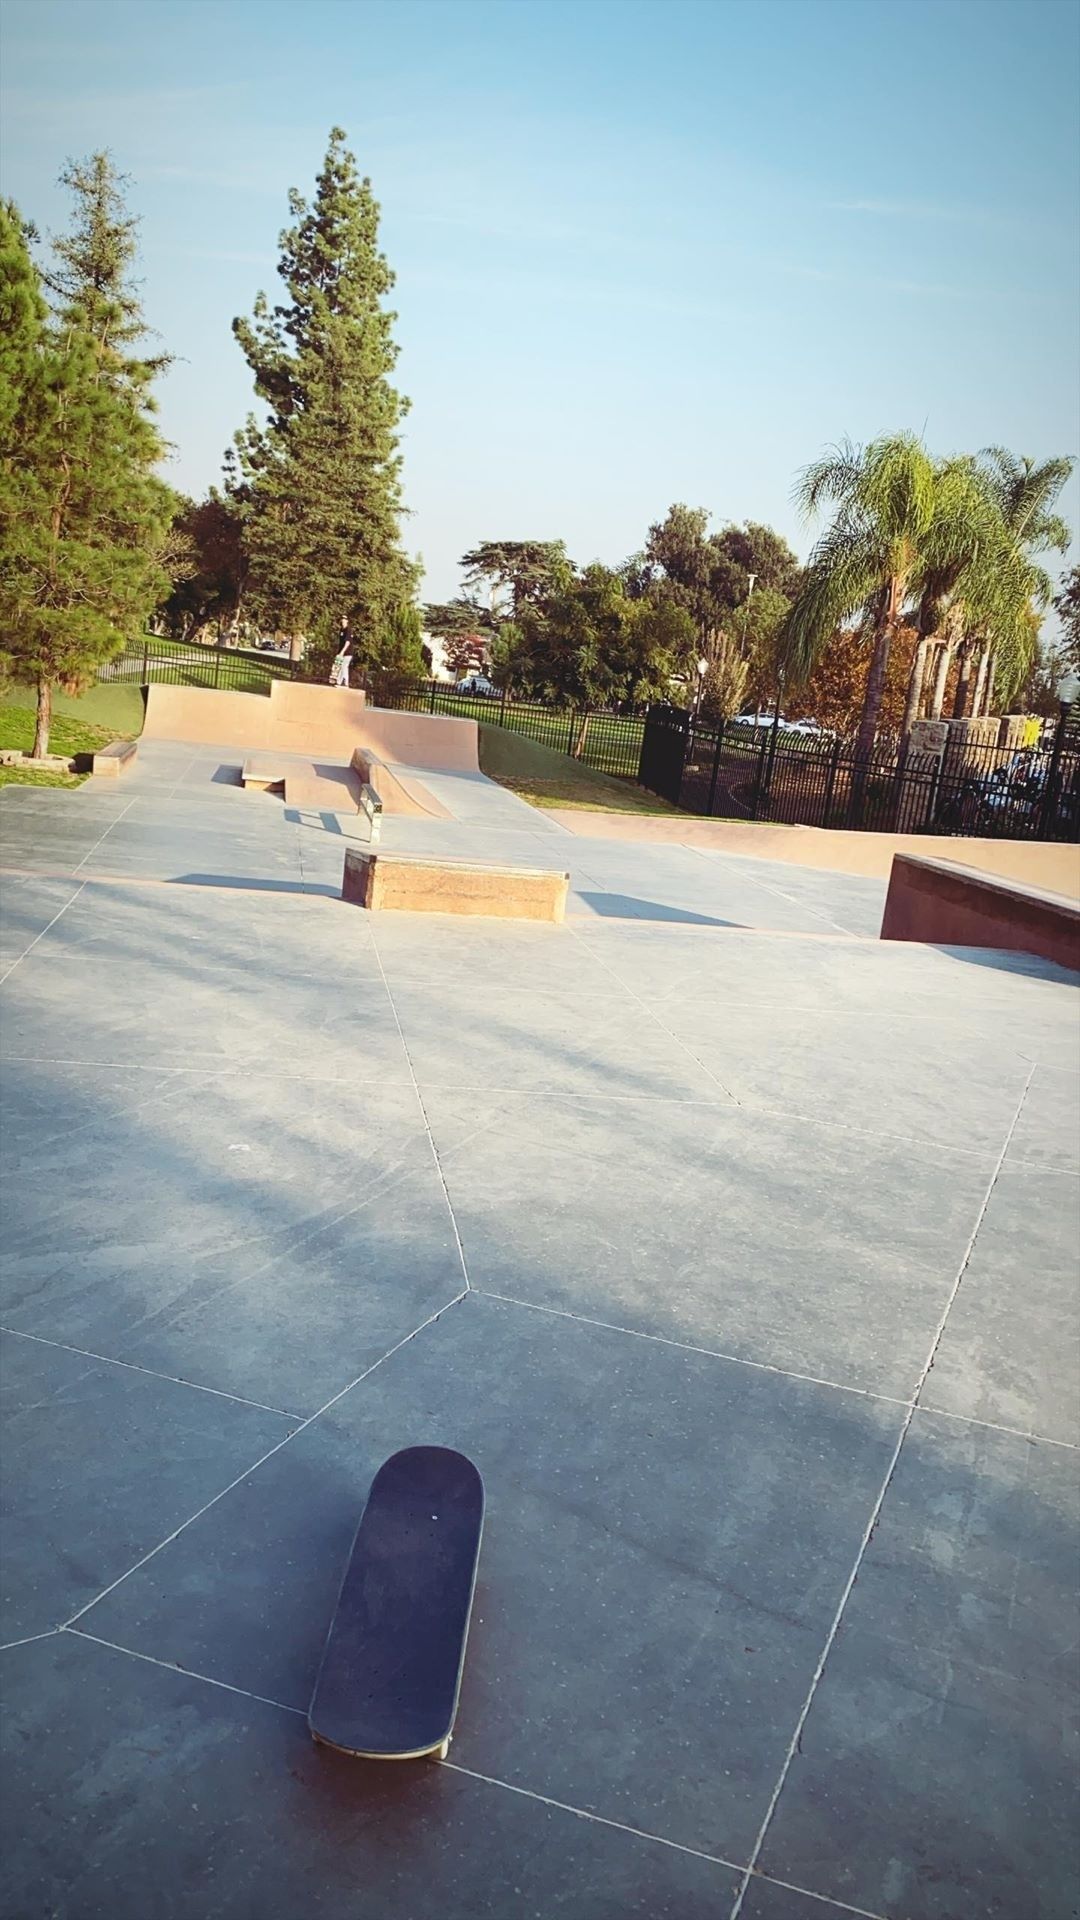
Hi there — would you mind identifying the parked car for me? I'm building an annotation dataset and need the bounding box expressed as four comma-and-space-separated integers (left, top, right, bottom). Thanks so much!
454, 673, 499, 696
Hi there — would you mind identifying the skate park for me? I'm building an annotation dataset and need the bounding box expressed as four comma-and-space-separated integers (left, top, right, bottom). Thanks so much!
2, 679, 1077, 1920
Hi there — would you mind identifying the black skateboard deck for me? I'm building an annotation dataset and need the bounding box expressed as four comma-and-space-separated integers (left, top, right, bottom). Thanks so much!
308, 1446, 484, 1761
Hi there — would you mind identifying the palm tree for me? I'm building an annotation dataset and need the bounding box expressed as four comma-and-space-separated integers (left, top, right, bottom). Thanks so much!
964, 449, 1074, 713
922, 452, 1073, 721
899, 458, 999, 739
781, 432, 938, 762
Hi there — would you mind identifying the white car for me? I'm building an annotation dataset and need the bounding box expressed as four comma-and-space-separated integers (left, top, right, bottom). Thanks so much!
454, 674, 498, 696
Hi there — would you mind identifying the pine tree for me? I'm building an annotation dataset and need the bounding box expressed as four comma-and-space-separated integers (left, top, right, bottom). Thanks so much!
0, 184, 172, 756
45, 152, 170, 401
228, 127, 417, 663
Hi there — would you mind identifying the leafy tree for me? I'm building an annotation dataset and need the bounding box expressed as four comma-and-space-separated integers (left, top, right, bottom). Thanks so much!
1053, 565, 1080, 673
377, 601, 426, 677
791, 622, 918, 738
699, 632, 748, 722
714, 520, 802, 599
460, 541, 573, 618
509, 564, 690, 720
0, 199, 172, 754
157, 494, 247, 640
645, 507, 799, 637
734, 585, 794, 711
423, 596, 494, 677
1023, 635, 1077, 716
645, 504, 742, 635
228, 127, 416, 661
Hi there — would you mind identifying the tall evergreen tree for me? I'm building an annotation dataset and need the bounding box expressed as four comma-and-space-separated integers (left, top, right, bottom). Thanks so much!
228, 128, 417, 662
45, 151, 170, 401
0, 187, 172, 755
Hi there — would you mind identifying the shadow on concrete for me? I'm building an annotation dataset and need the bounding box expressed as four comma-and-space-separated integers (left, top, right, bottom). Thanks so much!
170, 874, 341, 899
576, 892, 744, 927
925, 943, 1080, 986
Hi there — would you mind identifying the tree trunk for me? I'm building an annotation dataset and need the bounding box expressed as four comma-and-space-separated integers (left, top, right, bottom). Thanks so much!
33, 677, 52, 759
572, 712, 591, 760
971, 642, 991, 719
952, 639, 974, 718
979, 648, 997, 717
928, 641, 952, 719
900, 632, 933, 741
289, 633, 302, 663
854, 582, 900, 763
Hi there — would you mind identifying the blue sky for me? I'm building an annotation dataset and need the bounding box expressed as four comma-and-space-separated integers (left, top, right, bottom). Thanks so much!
2, 0, 1078, 602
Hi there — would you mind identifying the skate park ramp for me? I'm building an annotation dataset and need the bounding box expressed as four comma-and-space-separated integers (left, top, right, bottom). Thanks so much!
143, 681, 479, 771
144, 682, 474, 818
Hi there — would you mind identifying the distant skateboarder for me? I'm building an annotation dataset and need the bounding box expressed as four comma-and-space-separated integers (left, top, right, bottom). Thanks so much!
330, 620, 354, 688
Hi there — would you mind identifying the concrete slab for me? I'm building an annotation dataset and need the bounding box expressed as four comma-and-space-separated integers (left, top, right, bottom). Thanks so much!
78, 1294, 904, 1863
0, 1328, 291, 1640
758, 1411, 1079, 1920
420, 1089, 995, 1398
919, 1157, 1080, 1444
0, 1633, 740, 1918
1, 723, 1076, 1917
1, 1067, 464, 1411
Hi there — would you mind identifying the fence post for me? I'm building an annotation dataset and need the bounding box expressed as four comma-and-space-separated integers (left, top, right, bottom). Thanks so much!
142, 638, 149, 682
1038, 702, 1069, 838
822, 738, 842, 827
762, 712, 783, 808
749, 729, 769, 819
567, 710, 576, 757
707, 722, 725, 816
500, 685, 509, 727
429, 680, 437, 715
213, 647, 222, 690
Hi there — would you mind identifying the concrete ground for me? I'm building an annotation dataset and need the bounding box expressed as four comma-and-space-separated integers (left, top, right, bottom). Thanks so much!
1, 740, 1078, 1920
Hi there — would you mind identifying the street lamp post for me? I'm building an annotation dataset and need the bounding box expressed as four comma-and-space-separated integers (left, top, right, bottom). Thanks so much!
692, 654, 708, 724
1039, 670, 1080, 838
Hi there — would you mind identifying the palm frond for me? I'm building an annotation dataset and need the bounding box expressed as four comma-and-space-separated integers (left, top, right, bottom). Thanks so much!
976, 447, 1075, 550
793, 438, 863, 520
777, 534, 876, 684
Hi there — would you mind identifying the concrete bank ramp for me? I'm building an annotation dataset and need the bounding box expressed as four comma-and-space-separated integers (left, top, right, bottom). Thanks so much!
143, 681, 479, 771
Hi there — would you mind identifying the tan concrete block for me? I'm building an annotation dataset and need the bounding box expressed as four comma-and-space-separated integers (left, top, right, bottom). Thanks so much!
341, 850, 569, 922
908, 720, 948, 761
90, 739, 138, 777
998, 714, 1041, 751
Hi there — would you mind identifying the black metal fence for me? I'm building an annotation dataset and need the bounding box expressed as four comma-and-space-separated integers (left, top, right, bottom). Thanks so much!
101, 649, 648, 780
103, 638, 299, 693
350, 673, 648, 780
640, 705, 1080, 842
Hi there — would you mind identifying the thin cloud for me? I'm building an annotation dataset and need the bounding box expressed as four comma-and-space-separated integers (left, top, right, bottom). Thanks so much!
827, 196, 987, 223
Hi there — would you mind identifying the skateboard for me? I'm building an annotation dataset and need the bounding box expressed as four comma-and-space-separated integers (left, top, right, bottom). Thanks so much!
308, 1446, 484, 1762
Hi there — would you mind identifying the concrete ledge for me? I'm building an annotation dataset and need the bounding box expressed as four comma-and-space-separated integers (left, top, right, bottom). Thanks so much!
342, 848, 569, 921
91, 738, 138, 777
241, 754, 288, 791
881, 854, 1080, 970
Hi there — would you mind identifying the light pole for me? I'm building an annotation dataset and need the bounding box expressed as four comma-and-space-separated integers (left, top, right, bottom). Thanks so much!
741, 573, 758, 719
692, 654, 708, 722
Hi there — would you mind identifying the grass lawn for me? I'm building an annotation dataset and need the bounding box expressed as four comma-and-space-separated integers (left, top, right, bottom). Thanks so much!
478, 724, 682, 814
0, 687, 143, 789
